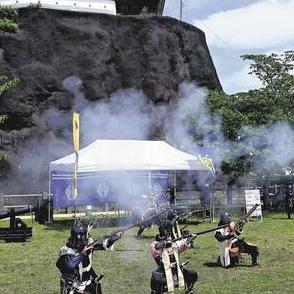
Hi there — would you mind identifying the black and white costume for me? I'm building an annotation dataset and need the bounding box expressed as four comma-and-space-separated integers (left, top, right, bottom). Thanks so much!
150, 233, 198, 294
214, 212, 259, 268
56, 225, 121, 294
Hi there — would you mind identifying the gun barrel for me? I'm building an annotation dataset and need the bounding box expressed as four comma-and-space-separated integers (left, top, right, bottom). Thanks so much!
91, 210, 166, 245
180, 225, 189, 232
195, 224, 227, 236
181, 261, 190, 267
243, 203, 259, 221
172, 224, 227, 242
110, 222, 138, 235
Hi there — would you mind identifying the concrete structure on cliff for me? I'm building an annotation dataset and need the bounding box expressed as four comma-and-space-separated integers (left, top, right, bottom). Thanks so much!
0, 0, 165, 15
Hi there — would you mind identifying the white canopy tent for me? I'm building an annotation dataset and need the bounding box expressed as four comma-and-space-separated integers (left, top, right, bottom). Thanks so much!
49, 140, 209, 207
50, 139, 208, 173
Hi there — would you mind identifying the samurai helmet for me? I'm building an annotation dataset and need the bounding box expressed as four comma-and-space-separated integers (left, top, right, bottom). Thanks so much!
181, 229, 191, 238
218, 212, 232, 226
68, 223, 88, 250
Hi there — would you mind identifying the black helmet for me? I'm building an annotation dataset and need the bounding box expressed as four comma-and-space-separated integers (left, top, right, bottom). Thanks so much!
71, 224, 87, 238
181, 229, 191, 238
155, 234, 165, 242
218, 212, 232, 226
68, 224, 88, 250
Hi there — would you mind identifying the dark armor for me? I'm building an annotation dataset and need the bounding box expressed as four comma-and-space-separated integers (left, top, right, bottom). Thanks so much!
56, 224, 120, 294
214, 218, 259, 267
218, 212, 232, 226
151, 266, 197, 294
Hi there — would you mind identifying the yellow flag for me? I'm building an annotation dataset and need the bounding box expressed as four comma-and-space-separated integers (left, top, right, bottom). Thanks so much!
198, 155, 215, 173
73, 112, 80, 153
72, 112, 80, 199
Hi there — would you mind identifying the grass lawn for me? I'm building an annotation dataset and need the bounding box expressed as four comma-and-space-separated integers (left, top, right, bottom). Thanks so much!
0, 212, 294, 293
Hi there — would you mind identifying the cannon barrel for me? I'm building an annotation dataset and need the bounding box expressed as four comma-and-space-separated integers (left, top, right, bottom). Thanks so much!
0, 200, 51, 242
0, 198, 50, 223
0, 206, 36, 220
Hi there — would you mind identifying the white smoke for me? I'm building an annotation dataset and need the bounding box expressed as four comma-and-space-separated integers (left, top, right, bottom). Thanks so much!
239, 122, 294, 172
62, 75, 89, 110
80, 88, 155, 144
3, 75, 294, 195
163, 81, 226, 167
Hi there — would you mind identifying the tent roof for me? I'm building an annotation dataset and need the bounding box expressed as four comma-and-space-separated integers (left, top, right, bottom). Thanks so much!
50, 139, 209, 173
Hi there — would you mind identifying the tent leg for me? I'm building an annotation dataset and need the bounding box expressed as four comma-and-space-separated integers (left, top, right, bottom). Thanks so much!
173, 171, 177, 204
48, 167, 52, 224
148, 171, 151, 190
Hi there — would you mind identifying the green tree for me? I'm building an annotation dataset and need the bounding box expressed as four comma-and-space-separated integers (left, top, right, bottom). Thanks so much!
0, 6, 19, 160
0, 6, 18, 34
206, 51, 294, 178
241, 51, 294, 123
208, 52, 294, 140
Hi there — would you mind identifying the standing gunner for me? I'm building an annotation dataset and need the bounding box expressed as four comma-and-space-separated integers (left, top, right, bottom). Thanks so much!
56, 224, 121, 294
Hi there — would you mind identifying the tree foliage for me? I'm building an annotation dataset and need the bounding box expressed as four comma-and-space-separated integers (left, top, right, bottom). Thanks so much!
0, 6, 18, 34
0, 6, 19, 160
206, 51, 294, 177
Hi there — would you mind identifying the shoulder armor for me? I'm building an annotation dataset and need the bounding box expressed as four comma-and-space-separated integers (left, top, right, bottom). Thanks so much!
59, 245, 77, 257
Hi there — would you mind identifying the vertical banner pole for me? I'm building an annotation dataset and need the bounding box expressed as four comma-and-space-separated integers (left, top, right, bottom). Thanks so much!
72, 112, 80, 222
197, 154, 216, 222
180, 0, 183, 21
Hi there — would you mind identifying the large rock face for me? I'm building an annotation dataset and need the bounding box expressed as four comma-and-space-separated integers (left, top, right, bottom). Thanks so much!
0, 8, 222, 193
0, 8, 221, 129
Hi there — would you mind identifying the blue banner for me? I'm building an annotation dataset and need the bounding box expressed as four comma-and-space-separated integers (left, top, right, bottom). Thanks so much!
51, 171, 170, 208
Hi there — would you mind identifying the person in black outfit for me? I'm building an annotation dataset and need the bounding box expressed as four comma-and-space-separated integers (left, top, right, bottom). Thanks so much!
285, 187, 293, 219
56, 224, 121, 294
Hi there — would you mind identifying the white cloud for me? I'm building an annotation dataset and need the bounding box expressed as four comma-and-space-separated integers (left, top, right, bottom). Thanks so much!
164, 0, 209, 12
215, 45, 293, 93
220, 64, 262, 94
194, 0, 294, 49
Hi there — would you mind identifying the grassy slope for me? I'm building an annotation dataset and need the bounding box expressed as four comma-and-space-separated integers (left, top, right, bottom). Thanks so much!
0, 213, 294, 294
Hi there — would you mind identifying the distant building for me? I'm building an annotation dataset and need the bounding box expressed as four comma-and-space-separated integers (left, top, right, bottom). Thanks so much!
0, 0, 165, 15
115, 0, 165, 15
0, 0, 117, 14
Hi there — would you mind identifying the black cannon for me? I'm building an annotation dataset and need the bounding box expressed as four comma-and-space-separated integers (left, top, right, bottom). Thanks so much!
0, 199, 52, 242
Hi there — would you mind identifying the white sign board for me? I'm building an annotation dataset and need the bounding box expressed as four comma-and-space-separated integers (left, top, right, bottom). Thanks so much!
245, 189, 262, 218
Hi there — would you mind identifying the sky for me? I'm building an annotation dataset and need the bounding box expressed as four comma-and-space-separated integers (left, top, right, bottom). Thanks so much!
163, 0, 294, 94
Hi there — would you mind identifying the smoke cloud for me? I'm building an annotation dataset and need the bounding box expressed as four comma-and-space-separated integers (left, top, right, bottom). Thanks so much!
163, 81, 225, 165
2, 75, 294, 200
80, 88, 155, 144
239, 122, 294, 172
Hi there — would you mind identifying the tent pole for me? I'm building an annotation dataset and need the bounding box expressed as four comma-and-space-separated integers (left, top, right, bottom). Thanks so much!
211, 176, 215, 223
148, 171, 151, 190
173, 171, 177, 204
48, 166, 52, 223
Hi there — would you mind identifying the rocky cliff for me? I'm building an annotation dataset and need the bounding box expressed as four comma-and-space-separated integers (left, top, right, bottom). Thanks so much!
0, 8, 222, 192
